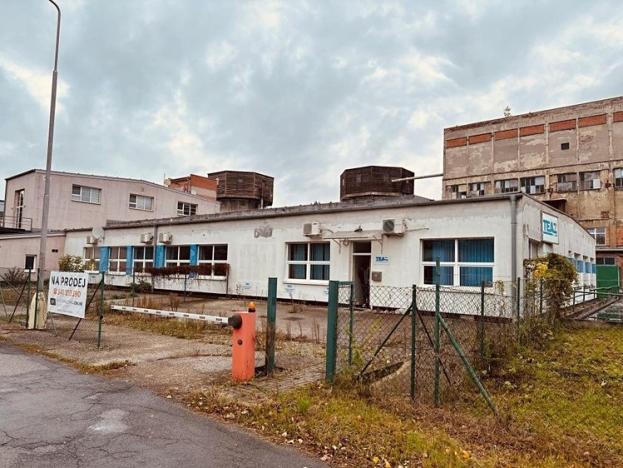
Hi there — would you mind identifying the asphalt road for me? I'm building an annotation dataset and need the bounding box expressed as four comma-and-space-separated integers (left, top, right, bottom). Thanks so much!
0, 343, 325, 468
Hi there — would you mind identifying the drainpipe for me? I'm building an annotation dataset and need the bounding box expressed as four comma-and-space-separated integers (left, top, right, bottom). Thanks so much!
510, 194, 518, 313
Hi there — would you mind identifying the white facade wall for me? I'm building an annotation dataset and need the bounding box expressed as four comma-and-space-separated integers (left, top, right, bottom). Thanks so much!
0, 233, 65, 271
4, 171, 219, 231
63, 197, 595, 309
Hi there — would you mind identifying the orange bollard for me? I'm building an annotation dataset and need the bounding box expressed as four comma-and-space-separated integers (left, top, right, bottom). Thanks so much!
231, 306, 256, 382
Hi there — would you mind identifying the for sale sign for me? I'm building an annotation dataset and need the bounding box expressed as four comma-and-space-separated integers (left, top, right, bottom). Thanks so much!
47, 271, 89, 318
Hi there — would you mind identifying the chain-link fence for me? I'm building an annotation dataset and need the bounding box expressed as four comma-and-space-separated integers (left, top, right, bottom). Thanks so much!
329, 282, 510, 411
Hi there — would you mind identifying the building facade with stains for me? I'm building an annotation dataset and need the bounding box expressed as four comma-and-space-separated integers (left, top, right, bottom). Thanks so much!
442, 96, 623, 273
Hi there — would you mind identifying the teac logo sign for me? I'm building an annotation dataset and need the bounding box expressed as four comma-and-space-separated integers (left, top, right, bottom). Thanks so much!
542, 212, 559, 244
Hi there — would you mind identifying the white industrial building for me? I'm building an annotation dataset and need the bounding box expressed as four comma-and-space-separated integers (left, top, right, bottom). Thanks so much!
61, 194, 596, 308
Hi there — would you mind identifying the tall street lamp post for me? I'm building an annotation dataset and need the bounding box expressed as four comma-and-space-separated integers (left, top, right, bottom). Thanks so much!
37, 0, 61, 292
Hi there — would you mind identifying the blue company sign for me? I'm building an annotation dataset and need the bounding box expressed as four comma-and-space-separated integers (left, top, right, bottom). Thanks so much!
542, 212, 559, 244
374, 255, 390, 265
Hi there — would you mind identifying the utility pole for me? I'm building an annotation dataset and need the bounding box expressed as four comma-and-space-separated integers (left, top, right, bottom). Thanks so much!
37, 0, 61, 292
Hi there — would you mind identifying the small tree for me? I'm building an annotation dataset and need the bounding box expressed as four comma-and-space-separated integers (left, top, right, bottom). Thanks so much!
58, 255, 85, 272
524, 253, 576, 322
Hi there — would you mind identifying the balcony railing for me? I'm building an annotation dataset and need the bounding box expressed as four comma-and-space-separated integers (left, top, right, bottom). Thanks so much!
0, 216, 33, 232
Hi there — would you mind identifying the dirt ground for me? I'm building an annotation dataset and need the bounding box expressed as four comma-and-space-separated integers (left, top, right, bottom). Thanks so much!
0, 293, 327, 402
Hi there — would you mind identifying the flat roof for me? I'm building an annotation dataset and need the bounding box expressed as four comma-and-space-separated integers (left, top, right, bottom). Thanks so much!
68, 193, 528, 232
5, 169, 216, 203
444, 95, 623, 132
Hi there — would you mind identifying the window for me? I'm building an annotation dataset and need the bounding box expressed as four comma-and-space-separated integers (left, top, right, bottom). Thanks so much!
286, 242, 330, 281
165, 245, 191, 266
109, 247, 127, 273
83, 247, 100, 271
556, 173, 577, 192
72, 185, 101, 204
133, 246, 154, 273
587, 227, 606, 246
422, 238, 494, 287
579, 171, 601, 191
614, 168, 623, 189
494, 179, 518, 193
468, 182, 488, 197
177, 202, 197, 216
520, 176, 545, 195
561, 142, 570, 150
198, 244, 228, 277
597, 257, 616, 265
129, 194, 154, 211
24, 255, 36, 270
447, 185, 467, 199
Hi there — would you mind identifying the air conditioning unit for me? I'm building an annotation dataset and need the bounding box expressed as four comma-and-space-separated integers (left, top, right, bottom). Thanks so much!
140, 233, 154, 244
158, 232, 173, 244
303, 222, 321, 236
382, 219, 405, 236
86, 235, 98, 245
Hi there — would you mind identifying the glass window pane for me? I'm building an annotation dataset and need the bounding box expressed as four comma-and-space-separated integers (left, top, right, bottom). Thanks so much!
311, 264, 330, 280
289, 264, 306, 280
134, 247, 144, 259
422, 240, 455, 262
214, 245, 227, 261
423, 266, 453, 285
145, 261, 153, 270
72, 185, 81, 196
458, 239, 494, 262
199, 245, 213, 261
460, 267, 493, 286
166, 247, 178, 260
353, 242, 371, 254
119, 261, 126, 272
179, 246, 191, 260
118, 247, 127, 259
310, 243, 330, 261
145, 247, 154, 259
289, 243, 307, 261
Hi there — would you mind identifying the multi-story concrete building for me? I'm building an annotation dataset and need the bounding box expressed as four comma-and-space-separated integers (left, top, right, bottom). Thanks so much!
1, 169, 219, 232
442, 95, 623, 272
0, 169, 219, 272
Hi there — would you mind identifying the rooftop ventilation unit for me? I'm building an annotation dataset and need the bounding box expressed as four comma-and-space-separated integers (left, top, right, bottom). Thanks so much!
303, 222, 321, 237
140, 233, 154, 244
382, 219, 405, 236
158, 232, 173, 244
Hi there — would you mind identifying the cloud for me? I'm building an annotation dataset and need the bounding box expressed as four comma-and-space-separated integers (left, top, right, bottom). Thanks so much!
1, 0, 622, 206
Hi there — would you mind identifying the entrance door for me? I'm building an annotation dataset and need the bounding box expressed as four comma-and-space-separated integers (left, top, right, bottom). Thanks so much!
352, 241, 371, 307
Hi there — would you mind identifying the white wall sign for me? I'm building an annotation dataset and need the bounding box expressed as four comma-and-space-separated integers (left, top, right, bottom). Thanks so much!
374, 255, 390, 265
542, 212, 559, 244
48, 271, 89, 318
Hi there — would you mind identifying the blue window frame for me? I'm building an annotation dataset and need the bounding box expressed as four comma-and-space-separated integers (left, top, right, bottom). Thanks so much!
422, 238, 494, 286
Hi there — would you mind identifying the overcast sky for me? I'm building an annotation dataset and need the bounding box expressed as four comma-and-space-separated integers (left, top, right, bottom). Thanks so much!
2, 1, 623, 206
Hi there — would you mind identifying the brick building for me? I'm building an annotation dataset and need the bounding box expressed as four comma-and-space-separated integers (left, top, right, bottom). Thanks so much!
442, 96, 623, 271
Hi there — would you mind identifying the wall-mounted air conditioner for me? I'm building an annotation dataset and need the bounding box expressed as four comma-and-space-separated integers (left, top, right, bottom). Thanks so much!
140, 233, 154, 244
158, 232, 173, 244
382, 219, 405, 236
86, 236, 98, 245
303, 222, 321, 236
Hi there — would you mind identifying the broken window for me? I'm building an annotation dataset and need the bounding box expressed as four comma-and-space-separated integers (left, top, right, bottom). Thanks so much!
447, 184, 467, 199
494, 179, 519, 193
468, 182, 488, 196
579, 171, 601, 191
556, 173, 577, 192
520, 176, 545, 194
586, 227, 606, 246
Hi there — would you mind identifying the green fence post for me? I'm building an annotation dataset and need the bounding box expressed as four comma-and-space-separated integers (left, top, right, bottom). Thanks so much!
410, 285, 417, 400
266, 277, 277, 375
348, 282, 354, 366
479, 281, 485, 360
97, 272, 104, 349
434, 258, 441, 407
325, 280, 339, 383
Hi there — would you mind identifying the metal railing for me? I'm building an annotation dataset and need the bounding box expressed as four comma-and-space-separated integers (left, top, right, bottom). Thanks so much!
0, 215, 33, 231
